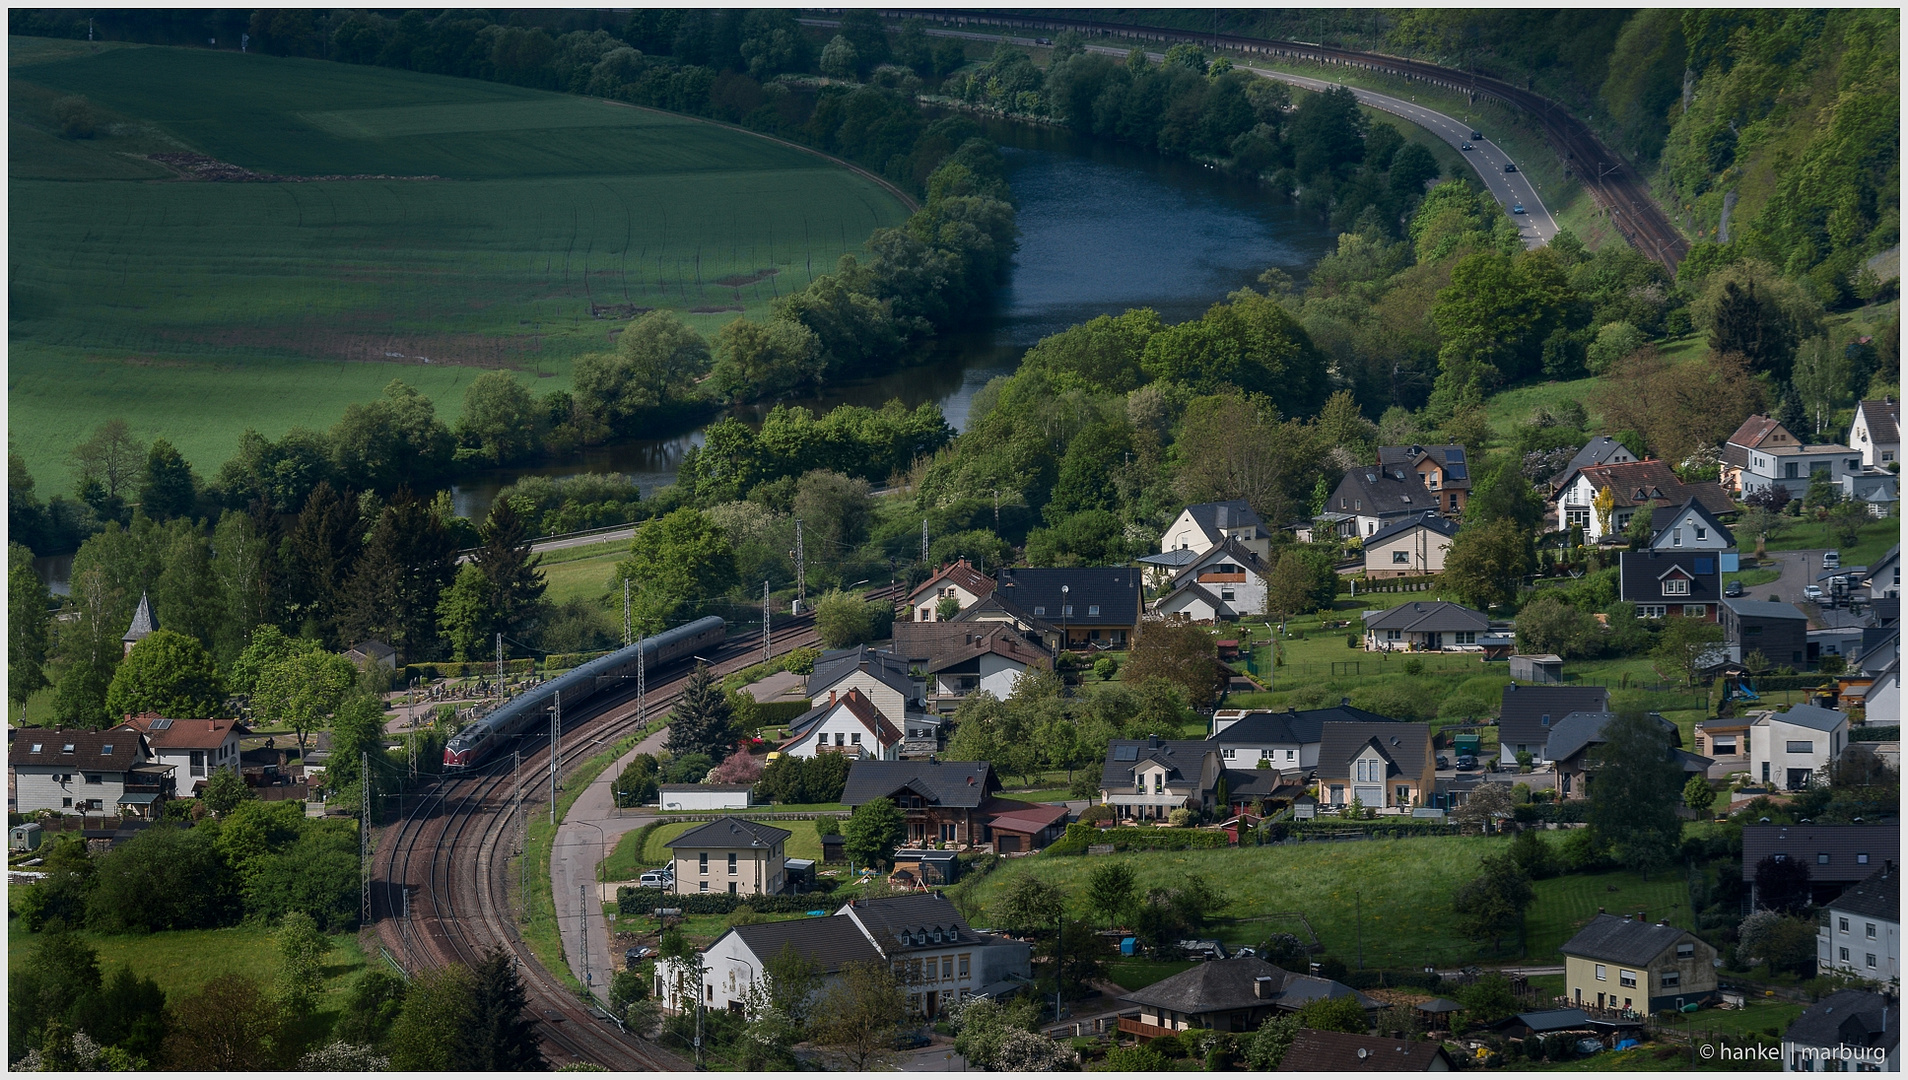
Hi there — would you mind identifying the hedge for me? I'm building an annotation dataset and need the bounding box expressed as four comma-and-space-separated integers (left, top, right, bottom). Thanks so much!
752, 701, 813, 726
614, 887, 834, 917
1044, 823, 1231, 856
1341, 968, 1444, 991
1743, 674, 1833, 691
1851, 726, 1899, 742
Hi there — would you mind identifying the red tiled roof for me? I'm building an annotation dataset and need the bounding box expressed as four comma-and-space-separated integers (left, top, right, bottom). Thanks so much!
1726, 415, 1791, 450
124, 715, 247, 750
986, 802, 1070, 833
908, 559, 996, 604
1277, 1029, 1450, 1072
1570, 460, 1734, 516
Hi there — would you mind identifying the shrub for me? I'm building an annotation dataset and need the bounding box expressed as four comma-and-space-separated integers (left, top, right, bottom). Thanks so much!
52, 96, 95, 138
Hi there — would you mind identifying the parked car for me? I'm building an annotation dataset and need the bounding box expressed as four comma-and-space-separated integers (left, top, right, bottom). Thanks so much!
1455, 754, 1479, 771
1823, 550, 1841, 569
1436, 754, 1451, 769
638, 868, 674, 889
1804, 585, 1825, 601
1460, 142, 1474, 150
1504, 163, 1517, 172
893, 1030, 931, 1051
1725, 580, 1745, 598
1511, 203, 1526, 214
625, 946, 653, 968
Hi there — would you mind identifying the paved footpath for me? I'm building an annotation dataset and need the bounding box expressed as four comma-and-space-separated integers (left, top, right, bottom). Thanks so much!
552, 723, 668, 1007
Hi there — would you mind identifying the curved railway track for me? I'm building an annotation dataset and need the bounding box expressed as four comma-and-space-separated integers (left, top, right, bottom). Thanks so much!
889, 10, 1689, 270
373, 589, 903, 1068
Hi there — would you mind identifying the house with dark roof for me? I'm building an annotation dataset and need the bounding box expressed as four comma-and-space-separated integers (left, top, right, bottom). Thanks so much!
1549, 435, 1641, 494
1495, 685, 1610, 768
8, 726, 174, 817
1119, 957, 1376, 1036
1782, 990, 1899, 1072
1817, 866, 1899, 983
1648, 499, 1736, 554
121, 592, 158, 657
1277, 1029, 1454, 1072
1209, 702, 1400, 771
1361, 512, 1460, 579
1560, 913, 1718, 1013
807, 646, 921, 723
905, 558, 996, 624
980, 566, 1145, 650
779, 688, 905, 761
1553, 459, 1735, 544
841, 759, 1005, 848
1849, 399, 1900, 469
658, 912, 881, 1014
1378, 443, 1472, 516
122, 716, 247, 796
345, 639, 398, 671
1154, 538, 1273, 622
985, 802, 1070, 854
1098, 738, 1222, 822
1548, 712, 1708, 799
1721, 415, 1800, 494
1842, 466, 1899, 517
1864, 544, 1900, 601
1324, 465, 1438, 539
1746, 704, 1853, 791
1722, 597, 1809, 669
920, 626, 1053, 701
1314, 722, 1435, 810
1362, 601, 1490, 652
664, 819, 791, 897
1160, 500, 1270, 560
1619, 550, 1723, 622
1742, 825, 1901, 908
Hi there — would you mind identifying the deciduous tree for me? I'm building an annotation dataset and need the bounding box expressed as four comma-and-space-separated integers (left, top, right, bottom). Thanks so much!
1652, 615, 1724, 687
1442, 517, 1532, 610
613, 508, 737, 633
811, 960, 906, 1071
251, 649, 358, 755
1085, 861, 1138, 928
1452, 853, 1534, 952
105, 628, 227, 719
10, 541, 51, 709
1124, 621, 1227, 710
843, 797, 906, 871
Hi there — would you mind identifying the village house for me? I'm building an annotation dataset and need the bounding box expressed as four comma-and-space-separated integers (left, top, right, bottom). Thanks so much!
1119, 958, 1376, 1037
982, 802, 1070, 854
345, 639, 398, 671
1722, 598, 1809, 669
1722, 415, 1803, 494
658, 893, 1031, 1019
1720, 413, 1863, 500
840, 759, 1005, 848
1159, 500, 1271, 560
1548, 712, 1710, 799
960, 566, 1145, 651
1618, 550, 1723, 621
1313, 722, 1436, 810
904, 558, 996, 623
1841, 468, 1899, 517
1741, 825, 1900, 908
1208, 701, 1401, 771
1560, 914, 1718, 1013
1692, 717, 1752, 779
807, 646, 922, 720
1097, 738, 1221, 821
1361, 601, 1490, 652
889, 622, 1053, 704
665, 818, 790, 897
1360, 512, 1460, 580
1746, 704, 1852, 790
1495, 685, 1610, 768
1377, 443, 1472, 515
1548, 435, 1640, 494
1322, 465, 1438, 539
1817, 865, 1899, 985
777, 688, 904, 761
1647, 499, 1736, 555
1848, 398, 1900, 469
1154, 538, 1273, 622
1277, 1029, 1454, 1072
1551, 459, 1735, 544
1838, 630, 1900, 722
8, 726, 175, 818
1781, 990, 1900, 1072
1864, 544, 1899, 599
122, 715, 247, 797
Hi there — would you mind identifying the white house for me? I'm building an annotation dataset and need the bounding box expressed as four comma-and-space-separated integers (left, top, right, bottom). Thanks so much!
924, 627, 1051, 699
123, 716, 245, 796
777, 689, 904, 761
659, 893, 1032, 1019
1206, 702, 1395, 771
1362, 601, 1490, 652
1841, 468, 1898, 517
1723, 415, 1802, 494
1160, 500, 1270, 560
1749, 704, 1853, 791
1739, 441, 1864, 500
1817, 867, 1899, 985
905, 559, 996, 623
656, 784, 754, 812
1548, 435, 1640, 493
1865, 545, 1900, 599
808, 647, 921, 721
1551, 460, 1735, 543
1153, 538, 1271, 621
1648, 499, 1736, 553
1323, 466, 1437, 539
8, 726, 174, 817
1848, 399, 1899, 469
1361, 512, 1460, 579
1780, 990, 1900, 1072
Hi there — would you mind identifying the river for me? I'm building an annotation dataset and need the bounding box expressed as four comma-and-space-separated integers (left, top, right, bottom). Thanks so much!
447, 120, 1340, 519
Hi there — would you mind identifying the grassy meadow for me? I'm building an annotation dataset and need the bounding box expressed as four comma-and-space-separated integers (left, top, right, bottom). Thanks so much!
8, 39, 911, 489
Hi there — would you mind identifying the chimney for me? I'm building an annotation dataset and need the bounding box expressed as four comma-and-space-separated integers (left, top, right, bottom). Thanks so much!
1254, 976, 1275, 999
1637, 910, 1646, 922
1341, 697, 1351, 707
830, 690, 837, 706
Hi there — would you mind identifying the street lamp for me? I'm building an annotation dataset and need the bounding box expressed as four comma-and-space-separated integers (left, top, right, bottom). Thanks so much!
1061, 584, 1070, 654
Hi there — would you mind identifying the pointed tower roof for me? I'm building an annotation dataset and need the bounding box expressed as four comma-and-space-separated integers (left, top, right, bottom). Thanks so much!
123, 591, 159, 645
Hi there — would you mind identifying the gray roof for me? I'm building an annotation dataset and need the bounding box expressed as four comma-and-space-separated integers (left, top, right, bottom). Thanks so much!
1618, 550, 1724, 605
1828, 867, 1900, 923
1722, 597, 1808, 621
1785, 990, 1899, 1053
1856, 400, 1900, 446
1378, 444, 1471, 485
1742, 825, 1901, 884
994, 566, 1144, 627
1316, 722, 1431, 780
1211, 704, 1399, 748
1560, 914, 1699, 966
1329, 466, 1436, 519
1122, 957, 1374, 1016
1550, 435, 1636, 488
841, 759, 997, 809
1100, 738, 1214, 790
1497, 685, 1610, 751
1184, 500, 1264, 535
1545, 711, 1679, 763
1650, 499, 1736, 549
1168, 536, 1271, 590
123, 592, 159, 643
809, 647, 916, 702
838, 893, 998, 956
725, 916, 884, 972
1362, 511, 1461, 549
1362, 601, 1488, 633
1773, 703, 1851, 733
1511, 1008, 1596, 1033
1137, 548, 1204, 568
666, 818, 792, 849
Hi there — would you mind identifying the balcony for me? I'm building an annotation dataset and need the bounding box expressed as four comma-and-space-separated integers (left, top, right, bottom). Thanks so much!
1118, 1017, 1177, 1040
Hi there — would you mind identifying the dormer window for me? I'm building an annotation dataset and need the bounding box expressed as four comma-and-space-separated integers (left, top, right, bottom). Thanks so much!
61, 744, 75, 753
1088, 605, 1101, 617
100, 745, 114, 756
29, 743, 41, 754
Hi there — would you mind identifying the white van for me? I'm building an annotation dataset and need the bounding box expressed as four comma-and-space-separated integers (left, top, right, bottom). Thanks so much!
1823, 551, 1841, 570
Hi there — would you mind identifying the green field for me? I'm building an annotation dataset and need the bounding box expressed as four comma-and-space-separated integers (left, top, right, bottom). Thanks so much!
9, 40, 911, 489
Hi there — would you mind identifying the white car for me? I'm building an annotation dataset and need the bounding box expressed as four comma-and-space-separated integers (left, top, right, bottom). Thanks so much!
638, 868, 675, 889
1803, 585, 1825, 602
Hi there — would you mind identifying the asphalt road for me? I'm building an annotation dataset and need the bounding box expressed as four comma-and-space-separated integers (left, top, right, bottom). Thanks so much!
863, 21, 1558, 250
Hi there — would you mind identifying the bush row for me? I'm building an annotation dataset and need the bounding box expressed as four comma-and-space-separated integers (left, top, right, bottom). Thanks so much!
1045, 823, 1232, 856
1850, 725, 1898, 742
614, 887, 831, 916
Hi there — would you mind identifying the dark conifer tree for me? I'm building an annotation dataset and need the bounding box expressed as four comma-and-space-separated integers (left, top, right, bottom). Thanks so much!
451, 947, 546, 1072
665, 662, 736, 760
282, 482, 361, 643
474, 498, 545, 639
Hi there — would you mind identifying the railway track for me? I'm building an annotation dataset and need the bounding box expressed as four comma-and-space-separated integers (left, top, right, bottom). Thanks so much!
886, 10, 1689, 271
372, 588, 903, 1068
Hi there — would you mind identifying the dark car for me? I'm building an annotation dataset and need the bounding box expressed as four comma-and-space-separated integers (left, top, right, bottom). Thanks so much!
1725, 580, 1745, 598
1455, 754, 1479, 771
1504, 163, 1518, 173
894, 1030, 931, 1051
1511, 203, 1526, 214
1470, 130, 1484, 139
625, 946, 653, 968
1460, 142, 1474, 151
1436, 754, 1451, 770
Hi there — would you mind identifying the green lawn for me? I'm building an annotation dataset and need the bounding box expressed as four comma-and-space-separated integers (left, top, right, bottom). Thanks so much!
9, 41, 911, 490
1656, 1000, 1806, 1040
540, 550, 627, 607
1762, 515, 1900, 565
603, 818, 830, 882
1524, 866, 1696, 961
1106, 958, 1199, 991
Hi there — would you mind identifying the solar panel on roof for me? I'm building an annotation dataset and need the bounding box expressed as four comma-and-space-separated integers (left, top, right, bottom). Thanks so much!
148, 718, 172, 730
1113, 745, 1139, 761
1445, 448, 1465, 461
1695, 558, 1713, 574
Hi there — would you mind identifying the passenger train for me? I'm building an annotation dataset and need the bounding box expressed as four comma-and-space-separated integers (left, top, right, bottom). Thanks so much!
442, 616, 726, 770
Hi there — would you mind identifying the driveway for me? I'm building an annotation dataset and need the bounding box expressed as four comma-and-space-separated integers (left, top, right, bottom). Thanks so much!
1758, 548, 1829, 613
